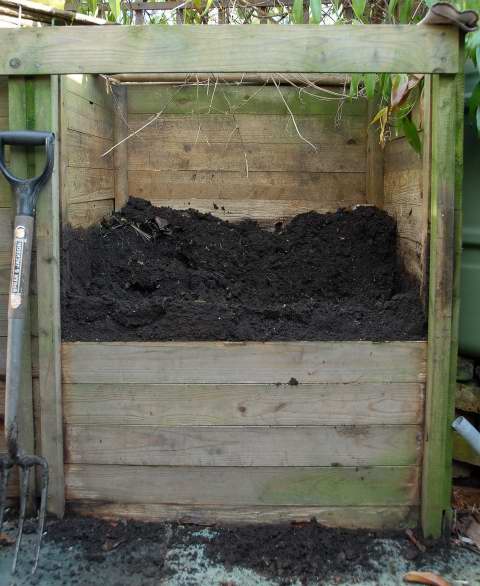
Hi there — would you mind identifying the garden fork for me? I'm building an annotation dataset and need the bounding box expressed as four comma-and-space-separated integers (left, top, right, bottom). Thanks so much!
0, 131, 54, 574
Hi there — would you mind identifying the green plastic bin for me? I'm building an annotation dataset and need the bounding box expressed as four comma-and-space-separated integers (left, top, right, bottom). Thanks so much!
459, 62, 480, 357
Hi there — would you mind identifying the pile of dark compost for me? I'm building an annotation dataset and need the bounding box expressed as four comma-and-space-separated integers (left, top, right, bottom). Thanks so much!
61, 197, 426, 342
41, 516, 450, 586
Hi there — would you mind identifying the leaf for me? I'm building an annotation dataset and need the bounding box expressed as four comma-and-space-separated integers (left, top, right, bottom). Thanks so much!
349, 74, 362, 99
391, 73, 409, 108
292, 0, 304, 23
351, 0, 366, 20
401, 116, 422, 155
404, 571, 451, 586
108, 0, 120, 19
370, 105, 388, 126
477, 106, 480, 136
387, 0, 398, 19
468, 81, 480, 123
364, 74, 377, 100
310, 0, 322, 24
399, 0, 412, 23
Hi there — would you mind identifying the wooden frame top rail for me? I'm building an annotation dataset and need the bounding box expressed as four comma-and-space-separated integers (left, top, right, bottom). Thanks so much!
0, 24, 459, 76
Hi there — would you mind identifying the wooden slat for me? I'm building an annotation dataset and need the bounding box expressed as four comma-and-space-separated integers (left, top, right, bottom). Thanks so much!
65, 464, 419, 506
128, 171, 366, 208
135, 197, 365, 224
68, 501, 418, 529
366, 97, 384, 207
66, 199, 114, 228
0, 25, 458, 76
112, 85, 128, 211
127, 112, 367, 143
62, 341, 427, 385
421, 72, 459, 538
64, 424, 422, 467
63, 167, 114, 204
0, 79, 9, 207
63, 382, 424, 426
63, 74, 112, 110
64, 90, 113, 140
128, 141, 366, 173
383, 137, 424, 283
33, 76, 65, 517
128, 85, 367, 117
64, 131, 113, 169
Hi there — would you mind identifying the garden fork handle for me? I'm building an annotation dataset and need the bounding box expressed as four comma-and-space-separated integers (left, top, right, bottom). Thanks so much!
0, 131, 55, 459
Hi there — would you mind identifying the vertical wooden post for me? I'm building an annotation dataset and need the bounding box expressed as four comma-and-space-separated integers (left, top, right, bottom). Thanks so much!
421, 63, 463, 537
32, 75, 65, 517
420, 75, 432, 308
7, 77, 35, 505
112, 85, 129, 211
366, 97, 384, 208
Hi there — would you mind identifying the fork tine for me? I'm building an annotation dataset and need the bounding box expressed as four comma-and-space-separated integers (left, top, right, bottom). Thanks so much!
32, 458, 48, 575
12, 463, 29, 574
0, 458, 11, 533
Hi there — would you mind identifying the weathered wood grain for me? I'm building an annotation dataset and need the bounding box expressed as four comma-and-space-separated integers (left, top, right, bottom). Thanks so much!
128, 85, 367, 117
127, 112, 367, 144
32, 76, 65, 516
383, 137, 424, 283
62, 341, 427, 385
68, 501, 418, 528
1, 26, 457, 75
63, 167, 114, 204
128, 170, 366, 206
0, 79, 9, 207
65, 464, 419, 506
64, 131, 113, 170
63, 382, 424, 426
64, 424, 422, 467
63, 74, 112, 110
128, 141, 365, 174
421, 73, 459, 538
112, 85, 128, 210
64, 90, 113, 140
133, 197, 364, 224
66, 199, 114, 228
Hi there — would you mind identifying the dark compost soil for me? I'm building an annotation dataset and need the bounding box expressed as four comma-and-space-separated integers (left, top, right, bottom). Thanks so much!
61, 197, 426, 342
39, 516, 451, 586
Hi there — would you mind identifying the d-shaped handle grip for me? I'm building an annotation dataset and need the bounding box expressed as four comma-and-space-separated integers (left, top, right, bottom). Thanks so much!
0, 131, 55, 216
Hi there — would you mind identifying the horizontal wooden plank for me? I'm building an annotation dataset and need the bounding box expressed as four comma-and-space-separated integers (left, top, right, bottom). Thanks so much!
62, 74, 112, 110
65, 199, 114, 228
65, 424, 422, 467
68, 501, 418, 529
62, 341, 427, 385
127, 112, 367, 144
128, 141, 366, 173
65, 464, 419, 506
0, 25, 457, 75
65, 131, 113, 169
127, 85, 365, 117
63, 167, 114, 204
134, 197, 365, 223
128, 170, 366, 206
64, 90, 113, 140
63, 382, 424, 426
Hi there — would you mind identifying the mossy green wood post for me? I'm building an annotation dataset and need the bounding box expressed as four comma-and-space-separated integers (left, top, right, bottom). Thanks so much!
422, 50, 464, 537
9, 76, 64, 517
7, 78, 35, 506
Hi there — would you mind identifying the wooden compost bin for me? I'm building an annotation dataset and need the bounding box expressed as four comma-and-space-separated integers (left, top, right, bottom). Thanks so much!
0, 24, 463, 538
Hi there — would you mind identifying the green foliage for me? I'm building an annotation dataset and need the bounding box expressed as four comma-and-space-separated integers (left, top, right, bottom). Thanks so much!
351, 0, 366, 21
310, 0, 322, 24
292, 0, 304, 24
401, 115, 422, 154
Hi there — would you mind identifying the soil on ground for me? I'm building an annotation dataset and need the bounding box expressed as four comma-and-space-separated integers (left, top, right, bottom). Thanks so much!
61, 197, 426, 342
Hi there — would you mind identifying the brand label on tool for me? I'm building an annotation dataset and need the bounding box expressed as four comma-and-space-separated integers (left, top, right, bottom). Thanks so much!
10, 226, 26, 309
